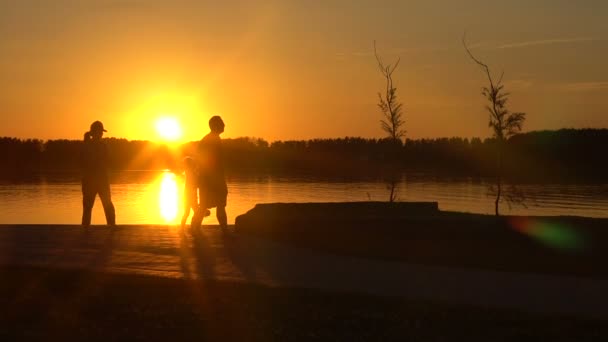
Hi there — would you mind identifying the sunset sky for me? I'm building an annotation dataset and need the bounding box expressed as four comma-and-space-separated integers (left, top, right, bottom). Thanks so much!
1, 0, 607, 142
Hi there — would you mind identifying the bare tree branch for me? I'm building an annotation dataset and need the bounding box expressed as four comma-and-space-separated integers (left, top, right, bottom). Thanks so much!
497, 70, 505, 85
374, 40, 401, 77
462, 33, 494, 88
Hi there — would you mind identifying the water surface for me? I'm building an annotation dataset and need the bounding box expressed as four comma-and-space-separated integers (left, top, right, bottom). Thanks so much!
1, 171, 607, 225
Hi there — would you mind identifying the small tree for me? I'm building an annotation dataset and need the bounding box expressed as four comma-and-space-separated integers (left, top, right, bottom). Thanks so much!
374, 41, 405, 141
374, 41, 405, 202
463, 34, 526, 216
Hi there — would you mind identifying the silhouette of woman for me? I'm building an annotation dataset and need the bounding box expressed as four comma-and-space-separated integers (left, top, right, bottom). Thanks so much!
81, 121, 116, 227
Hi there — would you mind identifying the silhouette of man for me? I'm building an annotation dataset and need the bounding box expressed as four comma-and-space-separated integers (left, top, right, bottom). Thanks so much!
191, 116, 228, 230
81, 121, 116, 227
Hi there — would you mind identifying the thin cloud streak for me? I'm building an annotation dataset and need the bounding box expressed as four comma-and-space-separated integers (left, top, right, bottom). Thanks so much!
557, 81, 608, 92
496, 37, 597, 49
342, 46, 451, 58
504, 79, 534, 90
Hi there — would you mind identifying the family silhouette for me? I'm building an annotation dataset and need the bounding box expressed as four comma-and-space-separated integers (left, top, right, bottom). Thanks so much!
81, 116, 228, 230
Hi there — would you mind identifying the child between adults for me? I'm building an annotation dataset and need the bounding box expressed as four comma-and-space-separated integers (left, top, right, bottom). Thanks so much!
180, 156, 209, 228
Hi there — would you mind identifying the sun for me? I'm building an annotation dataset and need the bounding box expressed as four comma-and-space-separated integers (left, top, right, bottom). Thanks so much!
155, 117, 183, 141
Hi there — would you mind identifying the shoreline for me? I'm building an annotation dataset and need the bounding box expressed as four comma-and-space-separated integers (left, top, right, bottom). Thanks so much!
2, 205, 607, 278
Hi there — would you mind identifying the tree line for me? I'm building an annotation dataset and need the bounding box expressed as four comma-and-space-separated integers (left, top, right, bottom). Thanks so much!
1, 128, 606, 181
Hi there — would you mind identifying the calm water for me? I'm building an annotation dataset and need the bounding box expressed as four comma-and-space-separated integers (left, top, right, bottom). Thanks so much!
0, 171, 607, 225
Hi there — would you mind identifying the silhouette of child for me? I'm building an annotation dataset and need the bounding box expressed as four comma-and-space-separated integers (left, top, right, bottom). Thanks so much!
181, 156, 208, 228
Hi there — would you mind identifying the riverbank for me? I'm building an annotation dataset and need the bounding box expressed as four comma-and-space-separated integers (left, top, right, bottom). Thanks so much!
235, 202, 608, 278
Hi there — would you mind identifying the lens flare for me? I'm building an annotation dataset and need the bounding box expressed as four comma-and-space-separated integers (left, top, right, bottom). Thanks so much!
159, 171, 179, 222
510, 217, 586, 251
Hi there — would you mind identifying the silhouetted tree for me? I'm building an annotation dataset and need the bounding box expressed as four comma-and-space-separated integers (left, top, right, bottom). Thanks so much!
463, 34, 527, 216
374, 41, 405, 141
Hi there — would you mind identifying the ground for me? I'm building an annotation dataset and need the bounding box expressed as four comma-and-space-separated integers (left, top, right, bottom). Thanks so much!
0, 267, 605, 341
0, 223, 606, 340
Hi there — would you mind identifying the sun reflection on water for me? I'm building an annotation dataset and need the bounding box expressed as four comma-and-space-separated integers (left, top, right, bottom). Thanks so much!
158, 171, 180, 223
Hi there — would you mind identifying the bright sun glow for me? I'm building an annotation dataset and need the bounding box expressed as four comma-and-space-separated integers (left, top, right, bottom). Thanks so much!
155, 117, 183, 141
159, 172, 179, 222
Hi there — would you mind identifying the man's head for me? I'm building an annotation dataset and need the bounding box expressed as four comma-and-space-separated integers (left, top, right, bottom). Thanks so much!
89, 121, 107, 139
209, 116, 225, 134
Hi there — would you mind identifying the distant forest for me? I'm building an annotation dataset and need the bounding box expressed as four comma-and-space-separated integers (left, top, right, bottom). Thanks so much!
1, 129, 606, 181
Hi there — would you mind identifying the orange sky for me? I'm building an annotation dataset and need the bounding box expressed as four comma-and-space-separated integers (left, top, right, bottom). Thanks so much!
1, 0, 607, 142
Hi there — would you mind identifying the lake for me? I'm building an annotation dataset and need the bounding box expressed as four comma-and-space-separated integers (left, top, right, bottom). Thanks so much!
0, 171, 607, 225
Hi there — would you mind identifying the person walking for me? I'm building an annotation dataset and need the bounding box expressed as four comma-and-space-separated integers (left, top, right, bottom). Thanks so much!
181, 156, 207, 228
81, 120, 116, 227
191, 116, 228, 230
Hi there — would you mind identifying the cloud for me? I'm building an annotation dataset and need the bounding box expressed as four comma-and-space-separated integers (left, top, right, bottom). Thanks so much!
342, 46, 449, 59
85, 0, 184, 13
352, 51, 373, 57
496, 37, 597, 49
557, 82, 608, 92
504, 79, 534, 89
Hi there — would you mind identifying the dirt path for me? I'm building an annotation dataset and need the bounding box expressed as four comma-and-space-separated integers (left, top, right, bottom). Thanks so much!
1, 224, 606, 319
